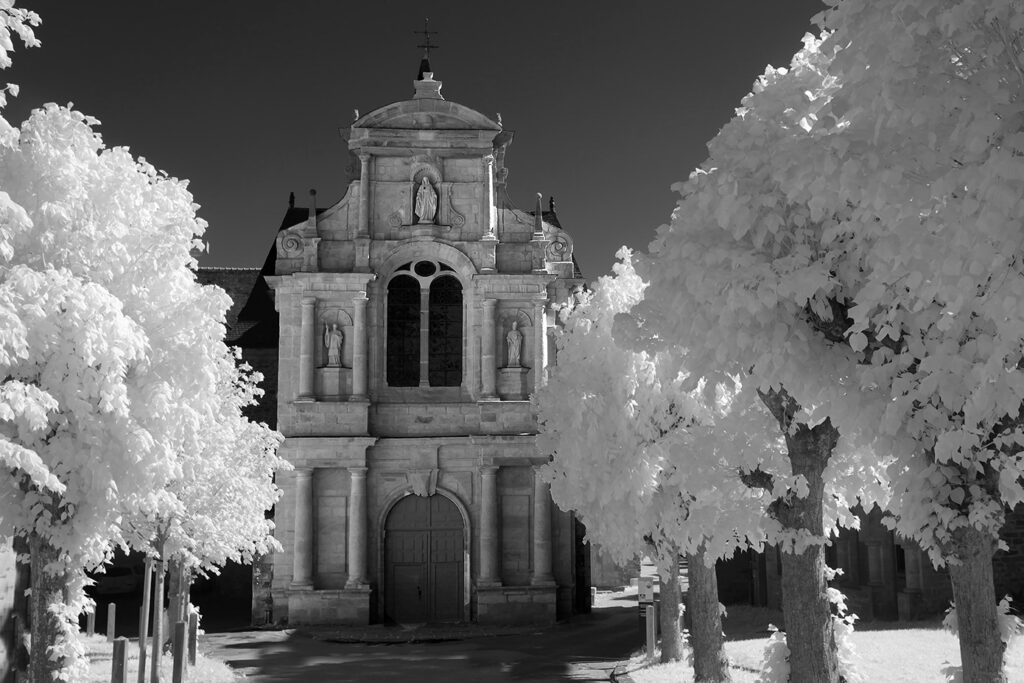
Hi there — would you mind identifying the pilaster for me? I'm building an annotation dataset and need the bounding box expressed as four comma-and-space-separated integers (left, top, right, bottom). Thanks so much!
298, 297, 316, 401
531, 466, 554, 586
480, 299, 497, 400
479, 465, 501, 586
346, 467, 368, 588
351, 293, 368, 400
291, 468, 314, 589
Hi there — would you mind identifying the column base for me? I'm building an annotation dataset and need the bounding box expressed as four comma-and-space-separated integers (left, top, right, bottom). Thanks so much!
295, 396, 316, 403
348, 395, 369, 403
477, 585, 556, 626
289, 581, 314, 591
530, 576, 555, 587
288, 586, 371, 625
478, 395, 500, 403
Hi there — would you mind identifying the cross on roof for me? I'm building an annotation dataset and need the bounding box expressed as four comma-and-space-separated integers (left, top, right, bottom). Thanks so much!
415, 17, 439, 57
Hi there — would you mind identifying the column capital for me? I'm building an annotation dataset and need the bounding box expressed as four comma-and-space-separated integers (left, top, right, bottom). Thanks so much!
481, 298, 497, 310
295, 467, 314, 477
301, 296, 317, 307
348, 466, 368, 479
480, 465, 500, 476
352, 291, 369, 304
359, 152, 371, 163
481, 154, 495, 165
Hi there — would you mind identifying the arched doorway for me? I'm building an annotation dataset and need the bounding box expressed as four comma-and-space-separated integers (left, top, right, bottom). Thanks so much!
384, 494, 465, 623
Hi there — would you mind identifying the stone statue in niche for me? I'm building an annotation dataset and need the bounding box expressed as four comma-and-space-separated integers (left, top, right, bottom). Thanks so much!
506, 321, 523, 368
324, 323, 344, 367
415, 177, 437, 224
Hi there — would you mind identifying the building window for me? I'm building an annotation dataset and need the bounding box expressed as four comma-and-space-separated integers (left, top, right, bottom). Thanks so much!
386, 262, 463, 388
386, 274, 421, 386
428, 275, 463, 386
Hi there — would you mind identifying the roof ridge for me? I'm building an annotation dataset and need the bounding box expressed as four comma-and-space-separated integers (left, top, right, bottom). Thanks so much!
196, 266, 262, 271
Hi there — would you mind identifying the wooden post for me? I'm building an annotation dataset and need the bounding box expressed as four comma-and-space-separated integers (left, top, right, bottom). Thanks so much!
137, 558, 153, 683
106, 603, 116, 642
171, 622, 186, 683
111, 637, 129, 683
187, 611, 198, 667
86, 610, 95, 637
645, 604, 657, 662
150, 560, 165, 683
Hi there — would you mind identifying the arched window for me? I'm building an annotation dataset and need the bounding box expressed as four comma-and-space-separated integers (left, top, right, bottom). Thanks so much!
386, 262, 463, 388
428, 275, 463, 386
386, 274, 421, 386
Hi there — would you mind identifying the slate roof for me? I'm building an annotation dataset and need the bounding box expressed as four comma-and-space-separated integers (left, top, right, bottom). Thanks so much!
195, 267, 263, 345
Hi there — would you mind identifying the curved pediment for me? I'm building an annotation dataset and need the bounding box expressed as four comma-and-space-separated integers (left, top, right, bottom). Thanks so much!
354, 99, 501, 131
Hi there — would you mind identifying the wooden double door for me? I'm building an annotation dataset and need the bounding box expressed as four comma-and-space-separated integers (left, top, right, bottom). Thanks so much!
384, 494, 464, 623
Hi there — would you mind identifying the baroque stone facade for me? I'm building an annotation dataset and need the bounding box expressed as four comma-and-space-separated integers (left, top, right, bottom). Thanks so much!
254, 69, 585, 626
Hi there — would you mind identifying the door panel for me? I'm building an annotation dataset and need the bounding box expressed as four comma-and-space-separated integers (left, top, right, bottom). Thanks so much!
391, 564, 427, 622
384, 494, 465, 623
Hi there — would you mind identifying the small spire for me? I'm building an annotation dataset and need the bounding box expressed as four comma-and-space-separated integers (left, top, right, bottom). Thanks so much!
308, 189, 317, 225
549, 196, 556, 213
288, 191, 295, 209
534, 193, 544, 237
415, 18, 439, 80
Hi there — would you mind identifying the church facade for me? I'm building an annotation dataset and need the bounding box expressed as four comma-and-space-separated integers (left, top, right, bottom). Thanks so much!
256, 67, 586, 626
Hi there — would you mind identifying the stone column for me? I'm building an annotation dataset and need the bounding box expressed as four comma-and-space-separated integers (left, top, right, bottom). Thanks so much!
533, 301, 548, 395
867, 542, 883, 585
346, 467, 368, 588
904, 545, 923, 591
482, 155, 496, 238
358, 153, 370, 237
291, 468, 314, 589
298, 297, 316, 400
531, 466, 554, 585
419, 288, 430, 387
479, 466, 501, 585
480, 299, 497, 399
351, 293, 368, 400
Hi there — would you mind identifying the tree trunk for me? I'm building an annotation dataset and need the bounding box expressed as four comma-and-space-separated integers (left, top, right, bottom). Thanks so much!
27, 533, 67, 683
757, 388, 842, 683
658, 559, 684, 663
13, 534, 31, 679
947, 525, 1005, 682
149, 559, 165, 683
777, 421, 841, 683
687, 549, 731, 682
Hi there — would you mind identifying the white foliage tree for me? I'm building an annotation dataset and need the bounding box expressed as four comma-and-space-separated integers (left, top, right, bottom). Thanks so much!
536, 250, 775, 680
631, 0, 1024, 679
0, 20, 285, 676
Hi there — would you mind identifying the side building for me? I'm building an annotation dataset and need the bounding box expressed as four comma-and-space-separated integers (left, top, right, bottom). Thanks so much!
202, 65, 587, 627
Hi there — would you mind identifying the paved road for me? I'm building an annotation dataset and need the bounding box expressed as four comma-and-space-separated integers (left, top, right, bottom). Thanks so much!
202, 592, 640, 682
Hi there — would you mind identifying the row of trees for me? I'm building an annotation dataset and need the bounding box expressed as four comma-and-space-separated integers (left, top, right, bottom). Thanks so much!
0, 5, 286, 680
540, 0, 1024, 681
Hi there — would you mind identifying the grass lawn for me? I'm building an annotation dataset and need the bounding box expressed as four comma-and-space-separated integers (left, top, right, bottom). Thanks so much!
82, 634, 238, 682
625, 606, 1024, 683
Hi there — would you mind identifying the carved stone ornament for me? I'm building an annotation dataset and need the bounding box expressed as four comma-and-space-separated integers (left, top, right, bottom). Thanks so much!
388, 210, 404, 228
446, 184, 466, 229
407, 469, 439, 497
545, 232, 572, 262
279, 230, 304, 258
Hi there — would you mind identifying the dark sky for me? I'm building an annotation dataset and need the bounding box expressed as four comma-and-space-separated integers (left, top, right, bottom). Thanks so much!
7, 1, 823, 281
